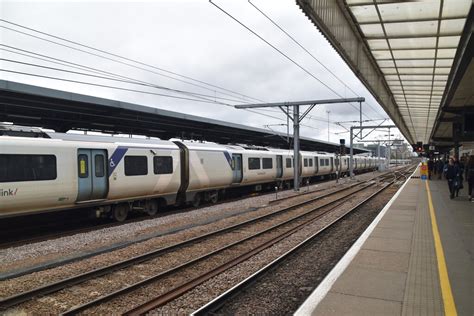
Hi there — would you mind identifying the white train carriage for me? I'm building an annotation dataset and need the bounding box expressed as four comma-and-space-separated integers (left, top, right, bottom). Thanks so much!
353, 156, 362, 171
269, 149, 294, 181
335, 155, 350, 175
180, 141, 234, 205
301, 151, 316, 178
315, 153, 335, 177
0, 134, 183, 219
1, 128, 387, 221
1, 136, 77, 216
237, 148, 280, 186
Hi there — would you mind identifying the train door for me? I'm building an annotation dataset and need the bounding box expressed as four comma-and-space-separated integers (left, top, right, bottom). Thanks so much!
330, 157, 334, 172
314, 157, 319, 173
232, 154, 243, 183
276, 155, 283, 178
77, 149, 108, 202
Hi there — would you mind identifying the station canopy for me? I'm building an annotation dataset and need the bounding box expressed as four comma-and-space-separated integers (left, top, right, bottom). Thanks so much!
0, 80, 369, 154
297, 0, 473, 147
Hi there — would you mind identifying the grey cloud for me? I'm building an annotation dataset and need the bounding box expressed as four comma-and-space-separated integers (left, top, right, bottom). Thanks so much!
0, 0, 406, 144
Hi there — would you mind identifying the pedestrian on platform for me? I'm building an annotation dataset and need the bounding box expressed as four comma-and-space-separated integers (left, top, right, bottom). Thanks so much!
437, 159, 444, 180
466, 155, 474, 202
445, 158, 457, 199
454, 157, 464, 197
428, 159, 434, 180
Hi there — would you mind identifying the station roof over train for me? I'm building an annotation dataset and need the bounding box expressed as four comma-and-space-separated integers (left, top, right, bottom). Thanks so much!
297, 0, 473, 148
0, 79, 369, 154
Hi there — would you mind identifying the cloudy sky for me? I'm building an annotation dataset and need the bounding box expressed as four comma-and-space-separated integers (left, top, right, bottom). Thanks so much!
0, 0, 405, 145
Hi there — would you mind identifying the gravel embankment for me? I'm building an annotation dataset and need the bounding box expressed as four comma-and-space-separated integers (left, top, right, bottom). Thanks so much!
144, 183, 389, 315
1, 174, 373, 275
213, 185, 400, 315
2, 178, 378, 314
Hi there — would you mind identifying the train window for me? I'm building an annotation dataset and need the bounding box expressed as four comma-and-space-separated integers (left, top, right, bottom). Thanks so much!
286, 158, 292, 168
325, 159, 330, 166
124, 156, 148, 176
94, 155, 105, 177
154, 156, 173, 174
0, 154, 57, 183
248, 158, 261, 170
309, 159, 313, 167
78, 154, 88, 178
303, 159, 308, 167
262, 158, 273, 169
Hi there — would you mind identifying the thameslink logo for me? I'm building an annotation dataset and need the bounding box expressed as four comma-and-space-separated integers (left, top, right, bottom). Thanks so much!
1, 188, 18, 197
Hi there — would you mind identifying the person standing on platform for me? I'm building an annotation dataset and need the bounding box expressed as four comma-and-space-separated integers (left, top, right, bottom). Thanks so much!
466, 155, 474, 202
437, 159, 444, 180
445, 158, 457, 199
454, 157, 464, 197
428, 159, 434, 180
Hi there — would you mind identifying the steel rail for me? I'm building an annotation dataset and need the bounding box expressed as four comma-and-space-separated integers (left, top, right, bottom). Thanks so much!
121, 181, 384, 315
0, 168, 388, 250
61, 180, 377, 315
0, 175, 379, 310
269, 166, 406, 204
192, 175, 406, 315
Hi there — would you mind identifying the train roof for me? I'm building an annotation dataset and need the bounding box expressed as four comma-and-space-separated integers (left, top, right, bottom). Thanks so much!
47, 132, 174, 146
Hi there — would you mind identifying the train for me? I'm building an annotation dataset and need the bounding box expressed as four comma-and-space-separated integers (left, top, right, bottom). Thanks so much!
0, 130, 384, 221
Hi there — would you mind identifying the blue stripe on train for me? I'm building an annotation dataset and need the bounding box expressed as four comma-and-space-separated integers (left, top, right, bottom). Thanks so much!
223, 151, 232, 168
108, 146, 128, 177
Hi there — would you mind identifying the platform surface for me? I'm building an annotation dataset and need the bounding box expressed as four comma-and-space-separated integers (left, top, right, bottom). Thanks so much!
298, 170, 473, 316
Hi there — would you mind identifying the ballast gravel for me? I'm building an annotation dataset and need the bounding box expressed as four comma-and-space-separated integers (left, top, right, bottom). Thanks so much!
0, 173, 374, 273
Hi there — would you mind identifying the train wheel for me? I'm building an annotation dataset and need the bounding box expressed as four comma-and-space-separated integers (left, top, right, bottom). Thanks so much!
192, 193, 202, 207
210, 192, 218, 204
145, 200, 158, 216
112, 203, 129, 222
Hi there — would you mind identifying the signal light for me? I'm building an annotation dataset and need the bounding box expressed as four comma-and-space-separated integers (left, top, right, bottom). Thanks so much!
415, 141, 423, 153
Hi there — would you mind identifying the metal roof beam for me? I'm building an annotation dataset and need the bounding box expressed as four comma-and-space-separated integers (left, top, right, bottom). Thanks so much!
346, 1, 410, 7
365, 33, 461, 40
235, 97, 364, 109
296, 0, 414, 144
359, 16, 466, 25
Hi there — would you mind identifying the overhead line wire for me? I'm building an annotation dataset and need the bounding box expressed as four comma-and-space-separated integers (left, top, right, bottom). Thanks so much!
1, 44, 341, 129
0, 51, 248, 104
0, 20, 352, 138
0, 22, 263, 104
209, 0, 372, 120
0, 68, 289, 123
247, 0, 386, 119
0, 69, 234, 104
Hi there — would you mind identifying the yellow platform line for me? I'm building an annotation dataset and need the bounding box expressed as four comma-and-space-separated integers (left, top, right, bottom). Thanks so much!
425, 181, 457, 316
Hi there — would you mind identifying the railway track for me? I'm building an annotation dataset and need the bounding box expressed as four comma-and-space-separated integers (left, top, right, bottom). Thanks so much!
0, 167, 414, 314
123, 170, 413, 315
0, 170, 373, 250
192, 169, 415, 315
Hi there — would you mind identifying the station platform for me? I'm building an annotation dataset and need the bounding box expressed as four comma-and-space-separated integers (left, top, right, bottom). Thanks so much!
296, 168, 473, 316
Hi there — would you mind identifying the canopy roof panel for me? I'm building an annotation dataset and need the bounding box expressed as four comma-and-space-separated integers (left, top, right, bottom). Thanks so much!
348, 0, 471, 144
297, 0, 472, 145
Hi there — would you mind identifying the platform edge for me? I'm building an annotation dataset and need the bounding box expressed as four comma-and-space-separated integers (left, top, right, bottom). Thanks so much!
294, 167, 418, 316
